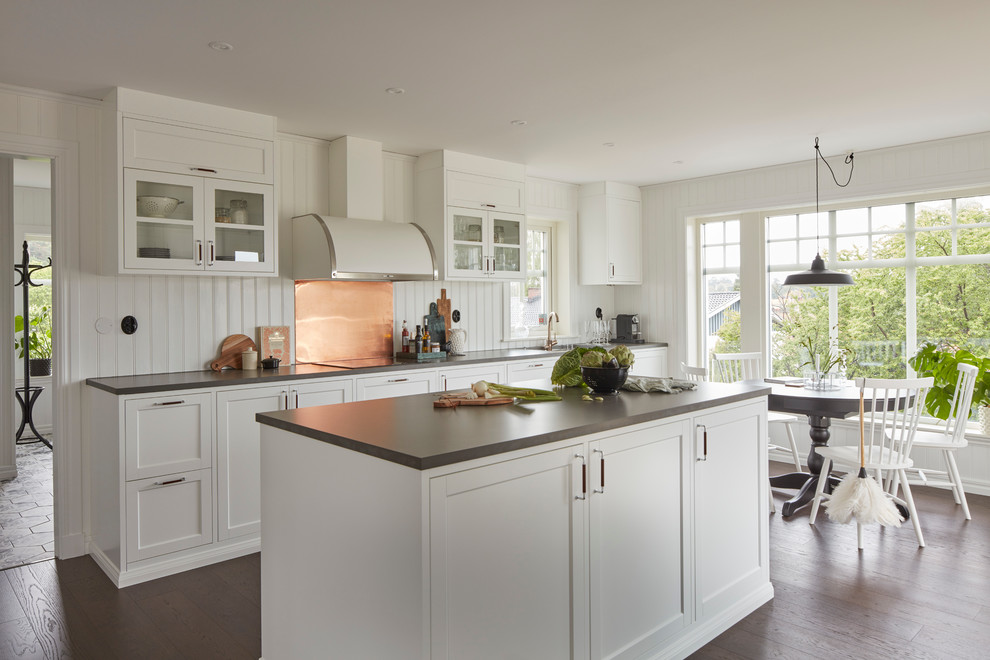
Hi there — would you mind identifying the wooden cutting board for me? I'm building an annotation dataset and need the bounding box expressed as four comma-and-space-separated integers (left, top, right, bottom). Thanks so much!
211, 334, 257, 371
437, 289, 452, 338
433, 394, 514, 408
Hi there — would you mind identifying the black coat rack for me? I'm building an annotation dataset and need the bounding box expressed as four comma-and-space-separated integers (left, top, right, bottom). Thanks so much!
13, 241, 51, 448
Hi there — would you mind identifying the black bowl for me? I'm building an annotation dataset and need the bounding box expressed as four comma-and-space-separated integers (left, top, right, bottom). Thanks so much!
581, 366, 629, 394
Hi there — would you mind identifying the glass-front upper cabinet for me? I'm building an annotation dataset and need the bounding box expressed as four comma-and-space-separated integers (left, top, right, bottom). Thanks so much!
122, 169, 274, 274
446, 207, 525, 280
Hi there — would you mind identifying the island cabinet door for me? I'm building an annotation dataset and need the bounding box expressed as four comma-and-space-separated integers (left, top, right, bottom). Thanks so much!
430, 444, 588, 660
693, 400, 769, 624
216, 385, 286, 541
589, 420, 690, 660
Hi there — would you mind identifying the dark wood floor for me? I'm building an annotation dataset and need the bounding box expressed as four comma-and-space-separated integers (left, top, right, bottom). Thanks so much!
0, 468, 986, 659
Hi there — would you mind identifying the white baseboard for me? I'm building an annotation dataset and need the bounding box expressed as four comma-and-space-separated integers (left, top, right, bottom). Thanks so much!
649, 583, 775, 660
92, 537, 261, 588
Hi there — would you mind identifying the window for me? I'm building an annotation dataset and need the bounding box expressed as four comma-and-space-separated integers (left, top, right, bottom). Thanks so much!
507, 223, 553, 340
767, 194, 990, 380
700, 218, 741, 377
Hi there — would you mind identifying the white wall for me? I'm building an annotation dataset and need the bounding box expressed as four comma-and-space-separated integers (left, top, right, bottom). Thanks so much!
628, 131, 990, 495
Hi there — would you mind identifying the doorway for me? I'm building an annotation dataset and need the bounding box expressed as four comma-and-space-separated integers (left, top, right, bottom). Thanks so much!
2, 155, 55, 569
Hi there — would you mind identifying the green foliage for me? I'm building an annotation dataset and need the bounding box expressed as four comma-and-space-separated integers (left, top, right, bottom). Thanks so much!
909, 343, 990, 420
712, 309, 741, 354
14, 305, 53, 359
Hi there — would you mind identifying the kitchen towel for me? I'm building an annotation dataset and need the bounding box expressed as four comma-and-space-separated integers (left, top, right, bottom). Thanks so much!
622, 376, 698, 394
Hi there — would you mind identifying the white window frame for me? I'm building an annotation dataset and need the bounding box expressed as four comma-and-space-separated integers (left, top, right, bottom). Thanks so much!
504, 221, 556, 342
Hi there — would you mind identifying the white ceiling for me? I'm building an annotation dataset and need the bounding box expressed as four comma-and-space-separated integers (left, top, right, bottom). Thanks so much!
3, 0, 989, 186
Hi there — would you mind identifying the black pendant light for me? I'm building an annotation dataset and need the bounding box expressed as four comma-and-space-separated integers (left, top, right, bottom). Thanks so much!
784, 138, 855, 287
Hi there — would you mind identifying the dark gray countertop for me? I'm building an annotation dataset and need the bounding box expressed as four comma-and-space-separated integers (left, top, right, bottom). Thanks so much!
256, 380, 767, 470
84, 343, 667, 395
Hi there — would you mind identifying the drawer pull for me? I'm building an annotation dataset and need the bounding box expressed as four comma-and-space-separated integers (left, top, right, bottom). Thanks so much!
152, 400, 186, 407
155, 477, 187, 487
482, 203, 495, 208
530, 363, 544, 368
388, 378, 409, 383
190, 167, 218, 174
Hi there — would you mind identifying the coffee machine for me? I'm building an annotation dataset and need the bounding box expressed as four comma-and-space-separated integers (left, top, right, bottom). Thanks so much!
614, 314, 644, 343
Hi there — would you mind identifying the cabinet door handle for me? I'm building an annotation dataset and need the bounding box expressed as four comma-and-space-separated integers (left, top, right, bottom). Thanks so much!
610, 263, 615, 277
152, 400, 185, 407
388, 378, 409, 383
697, 424, 708, 462
208, 241, 215, 266
195, 240, 203, 265
154, 477, 187, 487
593, 448, 605, 494
294, 390, 299, 408
281, 392, 288, 410
190, 167, 218, 174
575, 453, 587, 500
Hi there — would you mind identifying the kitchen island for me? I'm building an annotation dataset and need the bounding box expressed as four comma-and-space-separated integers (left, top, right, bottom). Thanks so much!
256, 381, 772, 660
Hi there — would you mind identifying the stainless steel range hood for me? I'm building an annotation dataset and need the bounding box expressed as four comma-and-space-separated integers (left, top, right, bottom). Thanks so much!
292, 213, 437, 281
291, 136, 438, 281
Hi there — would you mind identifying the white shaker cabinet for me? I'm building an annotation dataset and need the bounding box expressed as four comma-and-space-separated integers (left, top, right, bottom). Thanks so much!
415, 150, 527, 281
507, 358, 556, 383
589, 421, 689, 659
125, 468, 214, 562
216, 379, 355, 541
438, 363, 507, 391
429, 444, 588, 659
693, 400, 769, 625
124, 393, 213, 481
578, 182, 642, 285
355, 370, 438, 401
630, 347, 668, 378
103, 88, 278, 276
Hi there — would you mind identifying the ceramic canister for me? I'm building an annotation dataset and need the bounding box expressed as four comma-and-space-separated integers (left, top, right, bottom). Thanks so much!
241, 349, 258, 370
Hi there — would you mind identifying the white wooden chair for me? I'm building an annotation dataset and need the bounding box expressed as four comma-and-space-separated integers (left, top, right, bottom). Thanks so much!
809, 376, 934, 548
905, 363, 978, 520
680, 362, 708, 383
711, 353, 804, 513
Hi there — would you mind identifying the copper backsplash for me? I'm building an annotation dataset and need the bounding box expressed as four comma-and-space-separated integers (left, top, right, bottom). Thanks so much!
295, 281, 394, 363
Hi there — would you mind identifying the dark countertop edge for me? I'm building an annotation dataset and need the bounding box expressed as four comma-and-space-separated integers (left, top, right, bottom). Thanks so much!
257, 385, 768, 471
84, 342, 669, 395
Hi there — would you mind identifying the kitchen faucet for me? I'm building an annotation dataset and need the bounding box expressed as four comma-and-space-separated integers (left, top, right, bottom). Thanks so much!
543, 312, 559, 351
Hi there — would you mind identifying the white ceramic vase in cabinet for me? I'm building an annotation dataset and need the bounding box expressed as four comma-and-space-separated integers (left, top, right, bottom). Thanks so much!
447, 207, 525, 280
123, 169, 275, 274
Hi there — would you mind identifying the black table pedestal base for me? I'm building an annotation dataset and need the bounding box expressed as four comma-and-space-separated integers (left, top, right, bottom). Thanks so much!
771, 471, 842, 517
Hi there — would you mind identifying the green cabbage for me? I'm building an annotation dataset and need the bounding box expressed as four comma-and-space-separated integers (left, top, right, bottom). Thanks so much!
552, 346, 609, 386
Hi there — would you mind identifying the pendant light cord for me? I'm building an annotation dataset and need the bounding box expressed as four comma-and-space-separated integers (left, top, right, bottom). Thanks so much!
813, 137, 855, 250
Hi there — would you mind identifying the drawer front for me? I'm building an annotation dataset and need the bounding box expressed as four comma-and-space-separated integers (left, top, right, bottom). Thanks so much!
125, 393, 213, 481
124, 118, 274, 184
355, 371, 437, 401
507, 360, 555, 383
125, 468, 214, 563
447, 171, 524, 213
440, 364, 507, 391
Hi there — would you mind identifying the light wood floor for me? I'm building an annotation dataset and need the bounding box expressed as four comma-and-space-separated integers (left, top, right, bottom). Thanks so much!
0, 468, 986, 659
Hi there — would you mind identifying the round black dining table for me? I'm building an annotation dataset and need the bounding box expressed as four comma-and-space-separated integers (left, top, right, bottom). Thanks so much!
767, 381, 871, 517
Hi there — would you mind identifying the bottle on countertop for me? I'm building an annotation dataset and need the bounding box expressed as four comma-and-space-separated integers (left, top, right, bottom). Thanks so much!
414, 324, 423, 354
423, 326, 431, 353
401, 320, 410, 353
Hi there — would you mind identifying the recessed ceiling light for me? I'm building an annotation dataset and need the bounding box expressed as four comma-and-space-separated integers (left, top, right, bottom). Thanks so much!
385, 87, 405, 95
510, 119, 528, 126
673, 160, 684, 165
208, 41, 233, 51
603, 142, 615, 148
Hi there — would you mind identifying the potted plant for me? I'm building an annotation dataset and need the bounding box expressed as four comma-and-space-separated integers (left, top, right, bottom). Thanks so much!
909, 342, 990, 433
14, 305, 53, 377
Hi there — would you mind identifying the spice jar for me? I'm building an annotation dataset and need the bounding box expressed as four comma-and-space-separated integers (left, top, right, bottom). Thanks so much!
230, 199, 249, 225
215, 207, 231, 223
